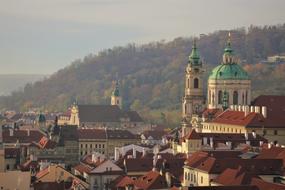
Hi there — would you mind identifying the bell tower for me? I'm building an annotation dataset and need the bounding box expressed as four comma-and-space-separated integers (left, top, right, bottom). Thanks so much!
182, 39, 205, 122
111, 80, 122, 109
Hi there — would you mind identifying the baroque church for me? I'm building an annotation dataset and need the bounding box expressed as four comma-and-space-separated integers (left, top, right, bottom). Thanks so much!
59, 81, 144, 131
178, 33, 285, 146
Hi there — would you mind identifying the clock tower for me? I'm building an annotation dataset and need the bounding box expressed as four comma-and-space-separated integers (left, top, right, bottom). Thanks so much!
182, 40, 205, 123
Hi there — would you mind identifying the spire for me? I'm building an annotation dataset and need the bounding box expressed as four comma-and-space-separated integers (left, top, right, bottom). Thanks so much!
224, 32, 233, 54
189, 38, 200, 66
112, 80, 120, 97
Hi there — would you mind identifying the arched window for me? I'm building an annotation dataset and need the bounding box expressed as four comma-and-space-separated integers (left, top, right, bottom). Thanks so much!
233, 91, 238, 105
218, 91, 223, 104
242, 93, 245, 104
187, 78, 190, 88
194, 78, 199, 89
208, 90, 211, 104
184, 104, 187, 114
245, 91, 248, 104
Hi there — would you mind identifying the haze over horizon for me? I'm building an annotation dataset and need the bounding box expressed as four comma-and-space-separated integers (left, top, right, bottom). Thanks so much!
1, 0, 285, 74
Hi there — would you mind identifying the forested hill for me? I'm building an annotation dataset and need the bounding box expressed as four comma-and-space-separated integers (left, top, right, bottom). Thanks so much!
1, 24, 285, 126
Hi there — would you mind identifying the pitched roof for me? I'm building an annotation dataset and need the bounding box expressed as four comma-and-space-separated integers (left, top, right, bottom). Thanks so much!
182, 130, 267, 147
106, 129, 138, 139
252, 95, 285, 128
185, 151, 283, 175
77, 105, 143, 123
250, 177, 285, 190
134, 170, 170, 190
213, 167, 260, 185
78, 128, 107, 139
211, 110, 266, 127
2, 129, 44, 144
141, 130, 167, 140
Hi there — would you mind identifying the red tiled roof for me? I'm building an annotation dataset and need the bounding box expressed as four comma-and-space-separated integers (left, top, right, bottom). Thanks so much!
251, 177, 285, 190
134, 170, 169, 190
202, 108, 223, 119
252, 95, 285, 128
211, 110, 265, 127
2, 129, 45, 144
185, 151, 283, 175
256, 146, 285, 166
78, 128, 107, 139
181, 130, 267, 147
213, 167, 260, 185
115, 176, 134, 188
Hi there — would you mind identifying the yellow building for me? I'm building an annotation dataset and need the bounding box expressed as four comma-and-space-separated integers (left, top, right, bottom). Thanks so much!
201, 96, 285, 146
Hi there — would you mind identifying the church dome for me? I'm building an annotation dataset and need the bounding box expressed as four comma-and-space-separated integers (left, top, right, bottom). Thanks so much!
209, 63, 249, 80
209, 33, 249, 80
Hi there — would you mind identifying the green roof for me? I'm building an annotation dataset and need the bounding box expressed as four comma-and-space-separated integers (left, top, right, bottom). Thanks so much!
37, 113, 46, 123
188, 39, 201, 66
112, 81, 120, 97
209, 33, 249, 80
209, 63, 249, 80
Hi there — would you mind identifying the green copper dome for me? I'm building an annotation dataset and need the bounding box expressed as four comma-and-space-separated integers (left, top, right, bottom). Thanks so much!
209, 33, 249, 80
209, 63, 249, 80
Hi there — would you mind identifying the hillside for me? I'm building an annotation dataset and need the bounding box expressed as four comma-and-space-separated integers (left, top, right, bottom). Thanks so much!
0, 74, 47, 96
1, 24, 285, 127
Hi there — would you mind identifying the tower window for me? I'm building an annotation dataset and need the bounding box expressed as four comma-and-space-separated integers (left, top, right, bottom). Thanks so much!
218, 90, 223, 104
194, 78, 199, 89
233, 91, 238, 105
187, 78, 190, 88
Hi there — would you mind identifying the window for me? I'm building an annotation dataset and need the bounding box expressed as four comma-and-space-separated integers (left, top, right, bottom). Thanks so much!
274, 130, 278, 135
85, 144, 87, 148
187, 78, 190, 88
194, 78, 199, 89
90, 144, 92, 148
218, 90, 223, 104
242, 93, 245, 104
102, 144, 105, 148
95, 144, 98, 148
99, 144, 101, 148
201, 176, 203, 184
246, 91, 248, 104
233, 91, 238, 105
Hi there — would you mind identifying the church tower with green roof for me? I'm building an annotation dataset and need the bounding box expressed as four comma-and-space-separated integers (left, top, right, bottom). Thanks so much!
208, 33, 251, 109
111, 80, 122, 109
182, 39, 205, 121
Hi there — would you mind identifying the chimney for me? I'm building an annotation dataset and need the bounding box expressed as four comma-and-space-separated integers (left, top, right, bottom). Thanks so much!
142, 148, 146, 157
246, 141, 250, 145
132, 145, 136, 159
92, 153, 97, 162
238, 105, 242, 111
27, 129, 30, 136
226, 141, 232, 149
250, 106, 254, 113
252, 131, 256, 139
114, 147, 120, 161
165, 172, 172, 187
261, 106, 267, 118
268, 143, 272, 149
9, 128, 14, 136
244, 106, 249, 116
203, 137, 208, 145
153, 155, 158, 169
242, 105, 245, 112
259, 141, 263, 147
157, 155, 162, 159
254, 106, 260, 113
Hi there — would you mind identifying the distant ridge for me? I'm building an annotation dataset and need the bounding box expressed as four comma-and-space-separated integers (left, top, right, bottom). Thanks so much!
0, 24, 285, 126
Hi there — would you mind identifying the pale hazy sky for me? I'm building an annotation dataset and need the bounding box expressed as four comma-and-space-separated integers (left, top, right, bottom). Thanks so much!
0, 0, 285, 74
